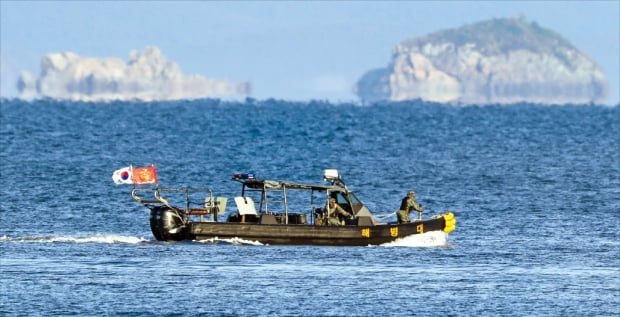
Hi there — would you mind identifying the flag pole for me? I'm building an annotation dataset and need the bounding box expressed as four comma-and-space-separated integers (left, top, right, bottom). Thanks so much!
130, 164, 135, 189
152, 163, 158, 189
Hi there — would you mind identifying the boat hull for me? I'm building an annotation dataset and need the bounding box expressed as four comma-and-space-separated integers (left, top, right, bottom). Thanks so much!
184, 214, 453, 246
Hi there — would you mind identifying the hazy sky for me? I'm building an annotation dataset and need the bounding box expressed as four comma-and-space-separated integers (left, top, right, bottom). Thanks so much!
1, 1, 618, 104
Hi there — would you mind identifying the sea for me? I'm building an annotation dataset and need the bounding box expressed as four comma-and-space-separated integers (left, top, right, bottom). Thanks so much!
0, 98, 618, 316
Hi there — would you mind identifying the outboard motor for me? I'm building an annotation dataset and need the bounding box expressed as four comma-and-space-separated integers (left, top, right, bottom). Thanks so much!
149, 206, 186, 241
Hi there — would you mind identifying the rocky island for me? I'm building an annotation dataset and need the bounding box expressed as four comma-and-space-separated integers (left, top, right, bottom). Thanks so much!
17, 46, 251, 102
355, 17, 609, 105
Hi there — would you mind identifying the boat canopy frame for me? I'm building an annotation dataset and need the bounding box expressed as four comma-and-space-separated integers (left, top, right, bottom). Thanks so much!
233, 178, 372, 224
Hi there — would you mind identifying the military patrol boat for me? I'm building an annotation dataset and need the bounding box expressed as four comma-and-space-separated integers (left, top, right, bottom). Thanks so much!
123, 168, 456, 246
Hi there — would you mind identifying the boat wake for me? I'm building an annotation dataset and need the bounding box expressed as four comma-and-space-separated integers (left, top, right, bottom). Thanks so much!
0, 234, 149, 244
194, 237, 265, 246
380, 231, 451, 248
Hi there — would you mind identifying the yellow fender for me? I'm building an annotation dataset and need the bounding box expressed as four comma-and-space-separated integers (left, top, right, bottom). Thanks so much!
442, 212, 457, 233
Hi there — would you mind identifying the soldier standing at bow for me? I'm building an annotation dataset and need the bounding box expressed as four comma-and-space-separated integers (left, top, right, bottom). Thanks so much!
396, 191, 423, 223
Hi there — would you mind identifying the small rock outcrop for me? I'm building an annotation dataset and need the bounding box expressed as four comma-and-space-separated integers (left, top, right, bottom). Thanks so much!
17, 46, 251, 101
355, 17, 609, 105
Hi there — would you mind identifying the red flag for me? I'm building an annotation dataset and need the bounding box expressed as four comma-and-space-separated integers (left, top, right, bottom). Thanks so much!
132, 165, 158, 185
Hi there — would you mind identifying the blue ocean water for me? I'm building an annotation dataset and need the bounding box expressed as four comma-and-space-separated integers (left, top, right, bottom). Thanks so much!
0, 99, 619, 316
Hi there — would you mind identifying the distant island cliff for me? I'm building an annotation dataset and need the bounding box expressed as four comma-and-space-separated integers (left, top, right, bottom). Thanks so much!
17, 46, 251, 102
355, 17, 609, 105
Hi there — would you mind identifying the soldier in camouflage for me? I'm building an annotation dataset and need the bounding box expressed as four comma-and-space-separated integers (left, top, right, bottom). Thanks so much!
324, 197, 352, 226
396, 191, 423, 224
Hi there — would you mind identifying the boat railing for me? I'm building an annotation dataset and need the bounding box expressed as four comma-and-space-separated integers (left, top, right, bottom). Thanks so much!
132, 187, 216, 216
132, 187, 168, 207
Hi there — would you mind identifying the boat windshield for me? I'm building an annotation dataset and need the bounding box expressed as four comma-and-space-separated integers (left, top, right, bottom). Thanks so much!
332, 191, 360, 204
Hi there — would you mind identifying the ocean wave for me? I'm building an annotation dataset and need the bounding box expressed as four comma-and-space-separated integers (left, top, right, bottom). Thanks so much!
0, 234, 149, 244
